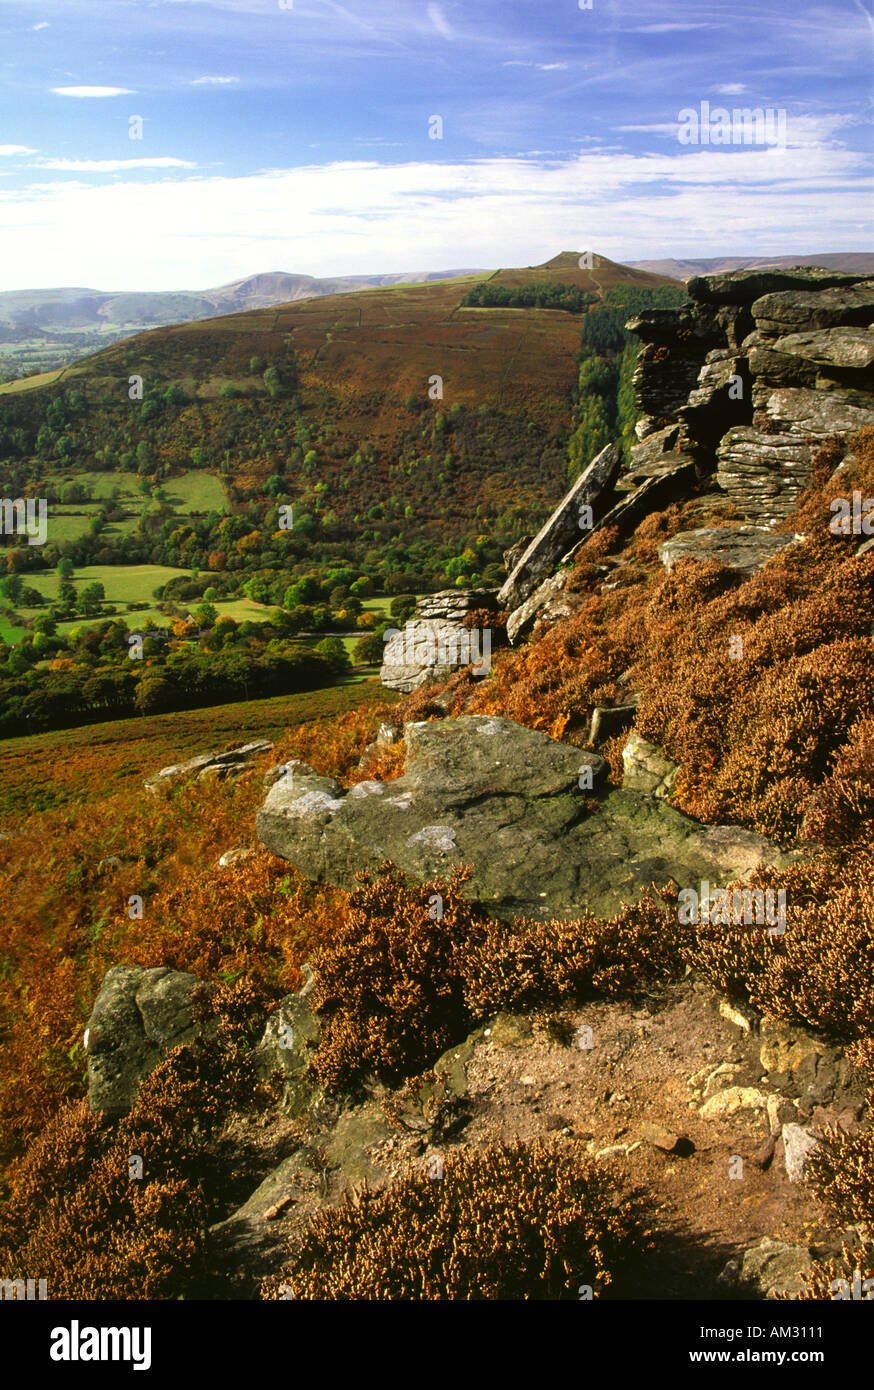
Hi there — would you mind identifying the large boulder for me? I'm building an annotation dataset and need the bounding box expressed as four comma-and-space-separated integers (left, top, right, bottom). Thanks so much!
771, 327, 874, 372
256, 715, 793, 923
380, 618, 491, 693
505, 571, 577, 645
716, 427, 816, 521
758, 385, 874, 437
498, 443, 622, 612
85, 966, 205, 1116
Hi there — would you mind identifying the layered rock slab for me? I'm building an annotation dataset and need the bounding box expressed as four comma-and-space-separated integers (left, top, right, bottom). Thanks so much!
257, 716, 792, 923
85, 965, 205, 1115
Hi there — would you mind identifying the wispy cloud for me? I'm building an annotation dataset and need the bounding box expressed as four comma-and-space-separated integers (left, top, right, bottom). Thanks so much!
34, 158, 196, 172
630, 22, 714, 33
427, 3, 453, 40
191, 75, 240, 85
31, 21, 50, 31
0, 145, 38, 157
51, 86, 136, 98
716, 84, 748, 95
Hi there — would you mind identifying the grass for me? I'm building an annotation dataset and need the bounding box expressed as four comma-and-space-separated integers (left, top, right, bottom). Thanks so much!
0, 616, 26, 644
46, 470, 143, 501
162, 470, 227, 512
0, 367, 66, 396
0, 680, 396, 826
44, 468, 226, 513
22, 564, 190, 605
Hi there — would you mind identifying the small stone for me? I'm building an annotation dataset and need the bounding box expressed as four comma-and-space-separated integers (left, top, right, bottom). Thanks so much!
719, 1000, 753, 1033
640, 1122, 696, 1156
782, 1123, 819, 1182
595, 1144, 627, 1160
700, 1085, 769, 1120
217, 847, 253, 869
264, 1196, 294, 1220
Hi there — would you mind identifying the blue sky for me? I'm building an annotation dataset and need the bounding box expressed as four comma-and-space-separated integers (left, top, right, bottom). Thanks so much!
0, 0, 871, 289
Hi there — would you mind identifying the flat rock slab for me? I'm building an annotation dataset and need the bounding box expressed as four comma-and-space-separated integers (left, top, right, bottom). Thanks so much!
658, 526, 799, 576
145, 740, 273, 792
498, 442, 621, 611
752, 282, 874, 336
772, 327, 874, 371
257, 715, 792, 923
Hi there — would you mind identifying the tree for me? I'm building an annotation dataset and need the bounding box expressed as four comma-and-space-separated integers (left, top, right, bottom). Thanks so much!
134, 675, 175, 714
315, 636, 351, 674
263, 366, 282, 398
58, 580, 76, 611
353, 632, 384, 664
193, 602, 218, 629
58, 558, 75, 580
77, 582, 105, 617
0, 573, 24, 604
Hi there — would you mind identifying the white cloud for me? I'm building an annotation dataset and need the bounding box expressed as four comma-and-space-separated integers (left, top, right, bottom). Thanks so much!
630, 23, 713, 33
537, 63, 568, 71
716, 84, 748, 95
427, 3, 452, 40
51, 86, 136, 98
0, 145, 38, 157
0, 138, 868, 292
32, 21, 50, 31
191, 75, 240, 85
34, 158, 196, 172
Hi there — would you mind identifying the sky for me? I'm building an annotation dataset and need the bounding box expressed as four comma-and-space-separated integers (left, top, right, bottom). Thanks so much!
0, 0, 871, 290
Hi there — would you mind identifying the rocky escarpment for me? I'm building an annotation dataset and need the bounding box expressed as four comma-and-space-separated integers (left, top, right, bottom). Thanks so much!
491, 266, 874, 645
629, 266, 874, 523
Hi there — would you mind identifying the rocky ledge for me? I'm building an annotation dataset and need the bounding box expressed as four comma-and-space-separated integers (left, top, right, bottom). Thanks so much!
256, 715, 793, 922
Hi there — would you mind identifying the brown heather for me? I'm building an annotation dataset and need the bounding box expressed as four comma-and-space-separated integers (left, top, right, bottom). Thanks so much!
0, 982, 273, 1299
263, 1139, 651, 1300
310, 866, 681, 1094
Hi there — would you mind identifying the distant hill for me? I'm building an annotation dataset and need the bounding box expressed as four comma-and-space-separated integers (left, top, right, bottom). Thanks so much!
0, 253, 678, 577
628, 252, 874, 281
0, 267, 480, 377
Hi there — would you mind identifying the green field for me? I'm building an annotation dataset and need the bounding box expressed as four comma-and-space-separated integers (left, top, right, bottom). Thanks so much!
10, 567, 288, 640
0, 615, 26, 644
22, 564, 189, 606
46, 467, 227, 511
162, 470, 228, 512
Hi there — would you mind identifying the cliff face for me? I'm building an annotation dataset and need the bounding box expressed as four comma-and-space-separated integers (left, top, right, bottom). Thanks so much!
628, 267, 874, 524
